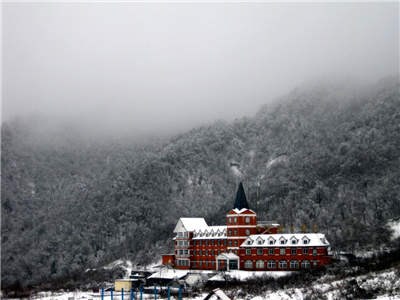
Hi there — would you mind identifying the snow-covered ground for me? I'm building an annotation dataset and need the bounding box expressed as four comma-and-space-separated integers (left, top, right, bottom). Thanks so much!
240, 268, 400, 300
209, 270, 291, 282
14, 267, 400, 300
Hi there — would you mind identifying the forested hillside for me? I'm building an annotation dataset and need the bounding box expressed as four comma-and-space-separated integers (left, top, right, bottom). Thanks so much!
2, 77, 400, 291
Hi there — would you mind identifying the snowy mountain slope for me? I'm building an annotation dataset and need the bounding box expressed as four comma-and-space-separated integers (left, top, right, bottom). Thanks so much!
2, 78, 400, 293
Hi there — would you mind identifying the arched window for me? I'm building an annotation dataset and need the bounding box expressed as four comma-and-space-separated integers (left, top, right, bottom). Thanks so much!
244, 260, 253, 269
279, 260, 287, 269
245, 216, 250, 223
256, 260, 264, 269
290, 260, 299, 269
301, 260, 310, 269
267, 260, 276, 269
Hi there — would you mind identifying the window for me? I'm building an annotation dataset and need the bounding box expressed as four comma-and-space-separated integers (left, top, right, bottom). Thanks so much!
217, 240, 221, 246
228, 230, 232, 236
199, 240, 202, 246
256, 260, 264, 269
279, 260, 287, 269
290, 260, 299, 269
177, 259, 189, 267
205, 241, 209, 246
205, 250, 208, 256
280, 238, 287, 245
303, 248, 308, 255
313, 260, 318, 267
269, 248, 274, 255
228, 241, 232, 246
267, 260, 276, 269
246, 249, 251, 255
280, 248, 285, 255
234, 240, 238, 246
301, 260, 310, 269
291, 248, 297, 255
193, 241, 196, 246
244, 260, 253, 269
268, 238, 275, 245
313, 248, 317, 256
247, 240, 253, 245
234, 217, 237, 223
257, 248, 263, 255
245, 229, 251, 236
291, 239, 298, 245
245, 216, 250, 223
233, 229, 238, 236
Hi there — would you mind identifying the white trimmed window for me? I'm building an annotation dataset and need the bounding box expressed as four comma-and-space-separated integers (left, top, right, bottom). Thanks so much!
256, 260, 264, 269
257, 248, 263, 255
290, 260, 299, 269
245, 216, 250, 224
244, 260, 253, 269
301, 260, 310, 269
246, 249, 251, 255
279, 260, 287, 269
280, 248, 285, 255
267, 260, 276, 269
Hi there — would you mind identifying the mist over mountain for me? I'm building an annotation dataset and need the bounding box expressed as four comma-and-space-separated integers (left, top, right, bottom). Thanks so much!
2, 77, 400, 291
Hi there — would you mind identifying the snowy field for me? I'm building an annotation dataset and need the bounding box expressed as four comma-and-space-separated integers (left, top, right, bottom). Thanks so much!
10, 267, 399, 300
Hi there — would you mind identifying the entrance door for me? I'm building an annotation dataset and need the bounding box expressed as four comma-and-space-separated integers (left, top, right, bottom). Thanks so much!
229, 260, 238, 270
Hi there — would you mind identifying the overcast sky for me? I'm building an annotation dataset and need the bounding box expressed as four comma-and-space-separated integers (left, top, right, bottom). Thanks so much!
3, 2, 399, 137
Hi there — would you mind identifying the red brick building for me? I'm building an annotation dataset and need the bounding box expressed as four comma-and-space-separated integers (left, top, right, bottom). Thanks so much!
162, 183, 331, 271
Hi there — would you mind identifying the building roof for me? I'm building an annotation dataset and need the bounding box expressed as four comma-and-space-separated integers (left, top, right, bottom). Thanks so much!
234, 182, 250, 210
241, 233, 330, 247
174, 218, 208, 233
147, 268, 188, 280
216, 252, 239, 260
192, 226, 227, 239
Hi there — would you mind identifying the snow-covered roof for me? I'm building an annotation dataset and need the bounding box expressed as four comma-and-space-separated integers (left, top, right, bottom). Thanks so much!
230, 208, 256, 214
241, 233, 330, 247
193, 226, 227, 239
216, 252, 239, 260
173, 218, 208, 233
147, 268, 188, 280
208, 270, 291, 282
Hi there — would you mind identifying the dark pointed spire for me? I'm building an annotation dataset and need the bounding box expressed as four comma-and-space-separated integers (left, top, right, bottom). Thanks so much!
234, 182, 250, 210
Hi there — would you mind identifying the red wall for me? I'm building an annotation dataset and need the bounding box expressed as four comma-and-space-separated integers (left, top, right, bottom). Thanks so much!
238, 246, 331, 270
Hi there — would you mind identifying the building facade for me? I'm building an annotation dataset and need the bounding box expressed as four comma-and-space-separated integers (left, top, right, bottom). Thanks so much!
162, 182, 331, 271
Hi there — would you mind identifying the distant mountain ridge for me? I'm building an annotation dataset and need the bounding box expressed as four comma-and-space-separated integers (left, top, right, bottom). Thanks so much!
2, 77, 399, 290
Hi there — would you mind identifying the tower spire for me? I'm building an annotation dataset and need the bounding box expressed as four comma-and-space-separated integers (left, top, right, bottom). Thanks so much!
234, 182, 250, 210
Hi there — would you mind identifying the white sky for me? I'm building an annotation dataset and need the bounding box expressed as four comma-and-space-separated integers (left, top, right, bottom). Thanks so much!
2, 2, 399, 137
